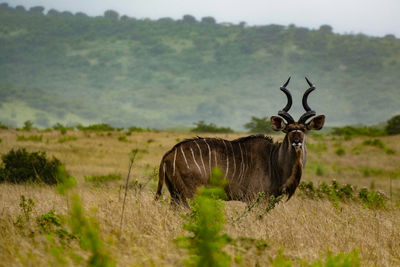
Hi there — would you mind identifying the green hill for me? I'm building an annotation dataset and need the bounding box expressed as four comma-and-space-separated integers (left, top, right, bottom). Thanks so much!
1, 3, 400, 129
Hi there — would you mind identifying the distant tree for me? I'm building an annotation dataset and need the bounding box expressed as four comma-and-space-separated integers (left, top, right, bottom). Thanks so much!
104, 10, 119, 20
384, 34, 396, 40
61, 11, 74, 17
15, 5, 26, 12
385, 115, 400, 135
29, 6, 45, 14
244, 116, 273, 134
201, 16, 216, 24
182, 14, 197, 23
47, 9, 61, 17
192, 121, 233, 133
120, 15, 131, 21
319, 25, 333, 34
0, 3, 9, 10
75, 12, 88, 18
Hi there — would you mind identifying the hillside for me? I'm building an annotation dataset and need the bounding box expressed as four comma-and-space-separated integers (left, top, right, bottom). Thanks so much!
1, 3, 400, 129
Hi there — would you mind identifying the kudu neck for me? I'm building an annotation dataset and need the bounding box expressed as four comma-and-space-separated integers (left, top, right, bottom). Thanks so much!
275, 134, 307, 197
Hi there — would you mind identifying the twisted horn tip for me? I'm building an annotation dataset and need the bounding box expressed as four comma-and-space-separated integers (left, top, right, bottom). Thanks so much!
282, 76, 291, 88
305, 77, 315, 88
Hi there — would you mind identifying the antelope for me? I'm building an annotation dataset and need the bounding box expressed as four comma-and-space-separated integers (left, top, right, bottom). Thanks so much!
155, 77, 325, 205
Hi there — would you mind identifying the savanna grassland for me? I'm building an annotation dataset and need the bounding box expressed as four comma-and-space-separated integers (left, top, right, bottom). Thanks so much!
1, 128, 400, 266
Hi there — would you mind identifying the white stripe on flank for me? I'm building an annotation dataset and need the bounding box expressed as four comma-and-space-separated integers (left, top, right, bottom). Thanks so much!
194, 141, 207, 176
238, 143, 245, 183
204, 139, 212, 177
163, 162, 166, 181
173, 148, 177, 176
223, 140, 229, 178
190, 147, 203, 175
242, 145, 247, 182
229, 142, 236, 180
180, 146, 190, 169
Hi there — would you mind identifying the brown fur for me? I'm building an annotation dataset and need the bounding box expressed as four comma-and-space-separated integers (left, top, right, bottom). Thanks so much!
155, 134, 305, 205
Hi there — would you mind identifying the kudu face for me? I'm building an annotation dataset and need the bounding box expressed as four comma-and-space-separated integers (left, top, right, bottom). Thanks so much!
270, 77, 325, 151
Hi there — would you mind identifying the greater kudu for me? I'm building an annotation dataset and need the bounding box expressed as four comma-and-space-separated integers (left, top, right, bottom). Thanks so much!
155, 77, 325, 205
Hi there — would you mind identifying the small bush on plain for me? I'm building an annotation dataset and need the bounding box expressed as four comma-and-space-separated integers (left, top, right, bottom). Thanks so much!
385, 114, 400, 135
191, 121, 234, 133
298, 180, 388, 209
244, 116, 273, 134
17, 134, 43, 142
0, 148, 64, 184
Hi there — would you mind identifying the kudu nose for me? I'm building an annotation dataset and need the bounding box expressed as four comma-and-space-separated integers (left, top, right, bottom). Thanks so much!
292, 139, 302, 151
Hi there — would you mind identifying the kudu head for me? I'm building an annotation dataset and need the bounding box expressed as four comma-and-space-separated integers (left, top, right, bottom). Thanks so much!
270, 77, 325, 151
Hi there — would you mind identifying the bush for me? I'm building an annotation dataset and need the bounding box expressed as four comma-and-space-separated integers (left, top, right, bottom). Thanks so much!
335, 147, 346, 156
191, 121, 234, 133
76, 123, 115, 131
84, 173, 121, 185
58, 136, 78, 143
17, 134, 43, 142
22, 120, 34, 131
0, 121, 8, 129
298, 180, 388, 209
0, 148, 64, 184
243, 116, 273, 133
331, 126, 385, 137
385, 115, 400, 135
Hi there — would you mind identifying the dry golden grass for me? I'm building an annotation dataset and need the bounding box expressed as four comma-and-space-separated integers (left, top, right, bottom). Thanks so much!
1, 129, 400, 266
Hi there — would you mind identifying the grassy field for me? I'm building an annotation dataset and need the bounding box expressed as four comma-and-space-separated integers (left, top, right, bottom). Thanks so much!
0, 129, 399, 266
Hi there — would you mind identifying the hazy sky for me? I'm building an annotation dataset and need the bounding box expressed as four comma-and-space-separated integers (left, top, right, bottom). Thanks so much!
4, 0, 400, 37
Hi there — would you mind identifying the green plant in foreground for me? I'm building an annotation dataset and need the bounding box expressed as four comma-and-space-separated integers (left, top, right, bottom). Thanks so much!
176, 168, 231, 267
19, 194, 35, 222
69, 194, 114, 267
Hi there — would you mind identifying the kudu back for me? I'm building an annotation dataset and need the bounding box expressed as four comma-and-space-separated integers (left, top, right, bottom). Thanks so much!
155, 77, 325, 205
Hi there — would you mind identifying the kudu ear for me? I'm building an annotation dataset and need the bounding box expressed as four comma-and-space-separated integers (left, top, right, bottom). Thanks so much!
270, 116, 286, 131
306, 115, 325, 131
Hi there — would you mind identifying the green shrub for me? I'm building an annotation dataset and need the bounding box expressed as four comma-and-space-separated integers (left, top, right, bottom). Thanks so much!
191, 121, 234, 133
335, 147, 346, 156
331, 126, 385, 137
53, 123, 73, 135
298, 180, 387, 209
58, 136, 78, 143
176, 168, 231, 267
0, 148, 64, 184
385, 115, 400, 135
22, 120, 34, 131
243, 116, 273, 133
362, 138, 396, 154
0, 121, 8, 129
84, 173, 121, 186
361, 167, 383, 177
76, 123, 115, 131
358, 187, 387, 209
362, 138, 385, 149
118, 134, 128, 142
17, 134, 43, 142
